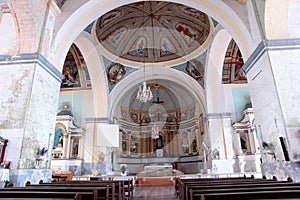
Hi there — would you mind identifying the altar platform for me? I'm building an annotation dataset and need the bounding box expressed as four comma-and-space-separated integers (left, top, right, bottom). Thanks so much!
135, 177, 176, 186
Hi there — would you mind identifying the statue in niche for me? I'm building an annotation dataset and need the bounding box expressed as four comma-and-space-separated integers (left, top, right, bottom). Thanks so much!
155, 135, 164, 150
58, 134, 63, 147
72, 138, 79, 158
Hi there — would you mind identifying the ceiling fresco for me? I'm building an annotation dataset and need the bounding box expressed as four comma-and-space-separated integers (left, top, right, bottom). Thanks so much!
95, 1, 211, 63
171, 50, 207, 89
102, 56, 138, 93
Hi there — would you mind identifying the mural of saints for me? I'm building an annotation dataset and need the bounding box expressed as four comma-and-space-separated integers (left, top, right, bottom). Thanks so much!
107, 63, 126, 85
185, 60, 204, 81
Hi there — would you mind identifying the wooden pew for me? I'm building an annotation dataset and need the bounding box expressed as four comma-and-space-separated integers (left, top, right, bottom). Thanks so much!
193, 190, 300, 200
0, 191, 83, 200
64, 180, 125, 199
189, 185, 300, 200
183, 181, 295, 200
178, 178, 281, 200
35, 181, 118, 200
2, 186, 108, 200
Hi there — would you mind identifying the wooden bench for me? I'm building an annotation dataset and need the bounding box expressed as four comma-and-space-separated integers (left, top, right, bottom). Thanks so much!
2, 186, 108, 200
36, 181, 120, 199
193, 190, 300, 200
189, 185, 300, 200
178, 178, 282, 200
0, 191, 83, 200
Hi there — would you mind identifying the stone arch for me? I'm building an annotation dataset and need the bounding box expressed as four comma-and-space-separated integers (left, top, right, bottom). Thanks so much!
6, 0, 40, 53
74, 32, 109, 117
205, 27, 233, 114
109, 66, 205, 120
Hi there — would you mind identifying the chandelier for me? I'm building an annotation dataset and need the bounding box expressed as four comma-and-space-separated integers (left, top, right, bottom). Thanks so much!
136, 81, 153, 103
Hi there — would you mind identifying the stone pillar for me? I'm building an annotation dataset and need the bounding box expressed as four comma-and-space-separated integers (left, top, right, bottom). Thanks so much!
62, 134, 68, 159
0, 53, 62, 186
0, 53, 63, 167
77, 137, 81, 159
188, 130, 192, 154
206, 113, 232, 159
195, 128, 201, 152
243, 39, 300, 180
127, 133, 131, 156
206, 113, 235, 173
66, 134, 72, 159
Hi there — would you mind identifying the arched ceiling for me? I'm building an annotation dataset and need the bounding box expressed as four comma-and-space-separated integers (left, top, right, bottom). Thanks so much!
119, 79, 197, 113
95, 1, 210, 63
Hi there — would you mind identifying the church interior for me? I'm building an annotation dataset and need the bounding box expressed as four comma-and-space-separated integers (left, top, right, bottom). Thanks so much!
0, 0, 300, 199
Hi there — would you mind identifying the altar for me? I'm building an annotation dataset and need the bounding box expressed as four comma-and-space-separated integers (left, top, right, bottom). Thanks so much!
144, 165, 172, 177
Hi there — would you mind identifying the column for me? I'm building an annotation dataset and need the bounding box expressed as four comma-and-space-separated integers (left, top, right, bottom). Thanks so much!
165, 133, 169, 155
77, 137, 81, 158
0, 54, 63, 169
141, 136, 144, 155
206, 113, 233, 159
242, 39, 300, 179
169, 133, 173, 155
175, 134, 179, 155
66, 134, 72, 159
195, 128, 201, 152
127, 133, 131, 156
243, 39, 300, 161
188, 130, 192, 154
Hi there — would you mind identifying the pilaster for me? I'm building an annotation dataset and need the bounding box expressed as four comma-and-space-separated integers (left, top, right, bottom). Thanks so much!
0, 53, 62, 186
244, 39, 300, 180
244, 39, 300, 161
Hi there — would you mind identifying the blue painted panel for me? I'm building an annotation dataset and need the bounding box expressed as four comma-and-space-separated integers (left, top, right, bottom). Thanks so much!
58, 93, 83, 126
232, 87, 250, 121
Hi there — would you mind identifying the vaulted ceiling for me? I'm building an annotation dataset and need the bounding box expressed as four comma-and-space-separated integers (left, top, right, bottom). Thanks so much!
95, 1, 210, 63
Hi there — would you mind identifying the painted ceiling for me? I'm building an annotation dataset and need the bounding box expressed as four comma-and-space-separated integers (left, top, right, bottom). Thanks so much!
95, 1, 210, 63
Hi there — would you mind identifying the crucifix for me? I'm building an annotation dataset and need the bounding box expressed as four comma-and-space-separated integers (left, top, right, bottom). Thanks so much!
152, 87, 164, 104
152, 96, 164, 104
152, 87, 164, 121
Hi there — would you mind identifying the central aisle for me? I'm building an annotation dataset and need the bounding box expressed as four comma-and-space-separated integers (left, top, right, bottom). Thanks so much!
132, 186, 178, 200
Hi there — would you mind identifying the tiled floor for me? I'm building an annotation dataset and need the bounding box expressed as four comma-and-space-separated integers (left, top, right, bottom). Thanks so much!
132, 186, 178, 200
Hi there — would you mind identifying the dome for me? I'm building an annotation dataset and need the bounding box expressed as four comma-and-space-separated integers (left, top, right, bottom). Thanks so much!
95, 1, 211, 63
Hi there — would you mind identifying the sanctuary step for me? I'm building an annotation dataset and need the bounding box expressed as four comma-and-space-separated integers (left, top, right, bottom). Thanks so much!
135, 177, 176, 187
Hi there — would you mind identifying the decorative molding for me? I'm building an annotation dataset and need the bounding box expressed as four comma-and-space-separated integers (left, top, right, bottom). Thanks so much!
85, 118, 112, 124
206, 112, 231, 120
0, 53, 64, 82
243, 38, 300, 74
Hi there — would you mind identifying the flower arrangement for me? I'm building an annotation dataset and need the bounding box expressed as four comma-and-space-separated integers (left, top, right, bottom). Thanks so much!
1, 160, 10, 169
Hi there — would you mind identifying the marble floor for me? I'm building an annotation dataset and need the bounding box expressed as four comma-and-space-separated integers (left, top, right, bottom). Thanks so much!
131, 186, 178, 200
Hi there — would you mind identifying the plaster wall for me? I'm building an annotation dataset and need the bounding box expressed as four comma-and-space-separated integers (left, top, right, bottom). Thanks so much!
0, 129, 23, 170
0, 13, 18, 54
207, 116, 226, 160
246, 52, 285, 162
222, 117, 235, 159
83, 122, 95, 164
0, 64, 34, 129
288, 2, 300, 38
268, 48, 300, 160
19, 63, 61, 167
